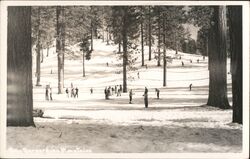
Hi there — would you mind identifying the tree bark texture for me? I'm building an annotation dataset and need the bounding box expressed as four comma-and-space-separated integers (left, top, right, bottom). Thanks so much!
62, 6, 65, 88
229, 6, 242, 124
91, 20, 94, 50
148, 6, 152, 61
157, 11, 161, 67
56, 6, 63, 94
7, 6, 35, 126
207, 6, 230, 109
141, 15, 144, 66
36, 7, 41, 86
122, 8, 128, 93
163, 16, 167, 87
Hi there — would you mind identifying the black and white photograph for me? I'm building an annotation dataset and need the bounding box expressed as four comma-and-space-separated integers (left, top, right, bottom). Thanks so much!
0, 0, 249, 158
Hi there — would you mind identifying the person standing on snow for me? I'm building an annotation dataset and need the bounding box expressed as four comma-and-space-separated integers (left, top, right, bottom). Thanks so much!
75, 87, 79, 98
189, 83, 192, 91
129, 89, 134, 104
155, 88, 160, 99
45, 86, 49, 100
143, 87, 148, 108
104, 87, 108, 99
120, 84, 123, 92
49, 87, 53, 101
90, 87, 93, 94
66, 88, 69, 98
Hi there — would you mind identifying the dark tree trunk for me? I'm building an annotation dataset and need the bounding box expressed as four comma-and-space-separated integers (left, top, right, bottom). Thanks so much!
122, 8, 128, 93
118, 40, 121, 53
229, 6, 242, 124
7, 6, 35, 126
148, 6, 152, 61
62, 6, 65, 88
207, 6, 230, 109
83, 51, 85, 77
36, 7, 41, 86
157, 11, 161, 67
41, 46, 43, 63
163, 16, 167, 87
175, 31, 178, 54
56, 6, 63, 94
106, 27, 109, 45
206, 36, 209, 70
91, 20, 94, 50
46, 46, 49, 57
82, 38, 86, 77
141, 13, 144, 66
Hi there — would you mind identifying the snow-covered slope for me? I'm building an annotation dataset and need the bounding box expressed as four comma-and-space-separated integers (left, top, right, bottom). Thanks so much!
7, 39, 240, 154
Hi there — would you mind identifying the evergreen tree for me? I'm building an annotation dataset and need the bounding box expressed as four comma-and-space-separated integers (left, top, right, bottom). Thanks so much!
111, 6, 140, 93
7, 6, 35, 126
228, 6, 242, 124
56, 6, 64, 94
189, 6, 230, 109
207, 6, 230, 109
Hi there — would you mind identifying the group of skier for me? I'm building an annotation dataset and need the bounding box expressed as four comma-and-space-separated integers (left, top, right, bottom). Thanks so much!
104, 85, 123, 99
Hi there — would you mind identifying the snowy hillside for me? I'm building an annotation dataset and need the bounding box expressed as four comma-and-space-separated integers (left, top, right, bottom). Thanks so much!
7, 39, 241, 154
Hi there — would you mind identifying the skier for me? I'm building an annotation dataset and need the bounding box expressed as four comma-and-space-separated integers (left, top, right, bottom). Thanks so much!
197, 59, 199, 63
66, 88, 69, 98
45, 86, 49, 100
104, 87, 108, 99
129, 89, 133, 104
90, 87, 93, 94
117, 88, 121, 97
189, 83, 192, 91
120, 84, 123, 92
49, 87, 53, 101
155, 88, 160, 99
137, 72, 140, 79
143, 87, 148, 108
71, 87, 74, 98
181, 61, 184, 67
115, 85, 117, 94
75, 87, 79, 98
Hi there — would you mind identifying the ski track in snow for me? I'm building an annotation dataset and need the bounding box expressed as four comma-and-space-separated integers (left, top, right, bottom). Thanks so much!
7, 39, 241, 153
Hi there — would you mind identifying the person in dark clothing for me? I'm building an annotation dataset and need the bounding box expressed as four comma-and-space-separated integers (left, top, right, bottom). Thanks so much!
189, 83, 192, 91
120, 84, 123, 92
143, 87, 148, 108
45, 87, 49, 100
117, 89, 121, 97
66, 88, 69, 98
190, 59, 192, 63
90, 87, 93, 94
104, 87, 107, 99
181, 61, 184, 67
129, 89, 133, 104
71, 88, 74, 98
75, 87, 79, 98
115, 85, 117, 94
137, 72, 140, 79
155, 88, 160, 99
49, 87, 53, 101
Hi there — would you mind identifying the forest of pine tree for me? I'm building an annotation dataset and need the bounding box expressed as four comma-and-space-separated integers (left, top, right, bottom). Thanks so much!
7, 5, 243, 126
